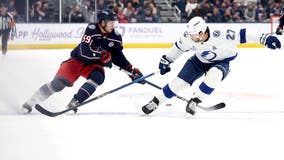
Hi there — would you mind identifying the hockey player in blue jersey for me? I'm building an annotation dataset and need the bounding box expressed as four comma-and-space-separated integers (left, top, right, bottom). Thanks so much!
276, 7, 284, 35
22, 9, 144, 114
142, 16, 281, 115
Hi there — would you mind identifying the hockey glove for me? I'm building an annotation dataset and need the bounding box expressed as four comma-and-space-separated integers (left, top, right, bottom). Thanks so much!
127, 67, 145, 84
159, 55, 172, 75
276, 26, 283, 35
100, 51, 112, 68
260, 34, 281, 49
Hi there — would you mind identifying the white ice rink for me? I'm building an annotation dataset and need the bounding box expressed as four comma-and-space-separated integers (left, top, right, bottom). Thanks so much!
1, 48, 284, 160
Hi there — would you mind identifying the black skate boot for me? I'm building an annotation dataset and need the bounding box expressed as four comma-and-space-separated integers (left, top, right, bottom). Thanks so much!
67, 96, 80, 113
22, 102, 33, 114
186, 97, 201, 115
142, 96, 159, 114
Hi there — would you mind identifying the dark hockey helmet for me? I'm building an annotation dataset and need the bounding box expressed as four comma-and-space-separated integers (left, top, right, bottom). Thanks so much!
97, 9, 117, 22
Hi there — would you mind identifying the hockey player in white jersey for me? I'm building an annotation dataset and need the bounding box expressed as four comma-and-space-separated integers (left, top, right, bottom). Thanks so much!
142, 16, 281, 115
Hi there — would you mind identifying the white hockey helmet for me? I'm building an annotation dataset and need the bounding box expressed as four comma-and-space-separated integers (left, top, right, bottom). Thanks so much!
186, 16, 208, 35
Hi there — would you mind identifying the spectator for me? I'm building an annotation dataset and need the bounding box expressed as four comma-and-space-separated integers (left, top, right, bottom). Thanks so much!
63, 5, 73, 23
123, 2, 135, 18
207, 7, 223, 22
187, 4, 202, 20
148, 2, 160, 22
231, 1, 244, 22
71, 5, 85, 23
81, 1, 95, 22
41, 2, 52, 22
223, 8, 233, 23
185, 0, 198, 19
97, 0, 107, 13
200, 1, 213, 21
115, 5, 129, 23
219, 2, 228, 15
128, 9, 138, 22
256, 3, 268, 22
244, 3, 256, 22
139, 7, 156, 22
270, 2, 282, 17
131, 0, 141, 10
106, 0, 115, 10
30, 0, 47, 22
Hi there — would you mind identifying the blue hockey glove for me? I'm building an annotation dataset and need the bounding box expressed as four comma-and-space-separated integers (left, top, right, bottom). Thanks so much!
159, 55, 172, 75
260, 34, 281, 49
100, 51, 112, 68
127, 67, 145, 84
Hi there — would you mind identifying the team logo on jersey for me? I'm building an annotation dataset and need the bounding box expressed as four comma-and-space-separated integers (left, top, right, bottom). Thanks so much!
213, 30, 220, 37
201, 51, 217, 61
88, 25, 96, 30
108, 42, 114, 47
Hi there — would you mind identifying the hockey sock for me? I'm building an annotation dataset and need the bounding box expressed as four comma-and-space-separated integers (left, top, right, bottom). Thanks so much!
75, 80, 97, 103
26, 83, 55, 106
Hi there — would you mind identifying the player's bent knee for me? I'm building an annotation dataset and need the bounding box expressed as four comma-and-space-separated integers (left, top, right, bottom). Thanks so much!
214, 64, 229, 80
50, 77, 71, 92
169, 77, 190, 94
203, 67, 223, 89
88, 70, 105, 85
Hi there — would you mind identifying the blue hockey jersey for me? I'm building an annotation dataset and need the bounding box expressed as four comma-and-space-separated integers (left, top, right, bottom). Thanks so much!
71, 23, 131, 69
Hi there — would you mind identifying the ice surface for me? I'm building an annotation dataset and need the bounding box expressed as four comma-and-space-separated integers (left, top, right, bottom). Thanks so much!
0, 48, 284, 160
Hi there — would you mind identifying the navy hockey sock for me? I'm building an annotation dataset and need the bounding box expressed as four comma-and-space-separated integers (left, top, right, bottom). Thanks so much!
75, 82, 96, 103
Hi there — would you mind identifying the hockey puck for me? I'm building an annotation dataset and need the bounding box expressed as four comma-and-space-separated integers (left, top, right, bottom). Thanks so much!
165, 103, 172, 106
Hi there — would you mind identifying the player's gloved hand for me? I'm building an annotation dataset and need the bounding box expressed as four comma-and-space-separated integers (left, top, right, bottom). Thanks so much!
276, 28, 283, 35
276, 26, 283, 35
159, 55, 172, 75
127, 67, 145, 84
100, 51, 112, 68
260, 34, 281, 49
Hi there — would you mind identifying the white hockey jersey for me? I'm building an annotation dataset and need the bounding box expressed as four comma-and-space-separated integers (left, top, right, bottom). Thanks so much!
167, 25, 262, 63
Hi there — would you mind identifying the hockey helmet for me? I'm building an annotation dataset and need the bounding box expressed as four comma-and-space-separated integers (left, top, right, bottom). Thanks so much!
97, 9, 117, 22
186, 16, 208, 35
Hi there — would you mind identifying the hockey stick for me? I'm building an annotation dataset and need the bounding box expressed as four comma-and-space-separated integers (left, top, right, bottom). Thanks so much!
113, 65, 225, 111
35, 71, 159, 117
144, 80, 226, 111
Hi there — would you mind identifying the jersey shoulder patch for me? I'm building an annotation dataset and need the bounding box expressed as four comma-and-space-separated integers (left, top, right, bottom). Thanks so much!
212, 30, 221, 38
88, 24, 96, 30
114, 29, 121, 36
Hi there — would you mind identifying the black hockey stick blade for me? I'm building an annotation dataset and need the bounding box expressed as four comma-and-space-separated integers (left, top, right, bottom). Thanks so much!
197, 102, 226, 111
35, 104, 65, 117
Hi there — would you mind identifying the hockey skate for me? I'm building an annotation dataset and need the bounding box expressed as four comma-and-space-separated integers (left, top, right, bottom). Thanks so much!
186, 97, 201, 115
22, 102, 33, 114
67, 96, 80, 113
142, 96, 159, 114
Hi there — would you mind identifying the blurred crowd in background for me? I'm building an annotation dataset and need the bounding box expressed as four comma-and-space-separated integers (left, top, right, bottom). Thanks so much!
4, 0, 284, 23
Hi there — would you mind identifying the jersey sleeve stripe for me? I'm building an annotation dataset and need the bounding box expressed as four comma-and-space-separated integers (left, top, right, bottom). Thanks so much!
240, 29, 246, 44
